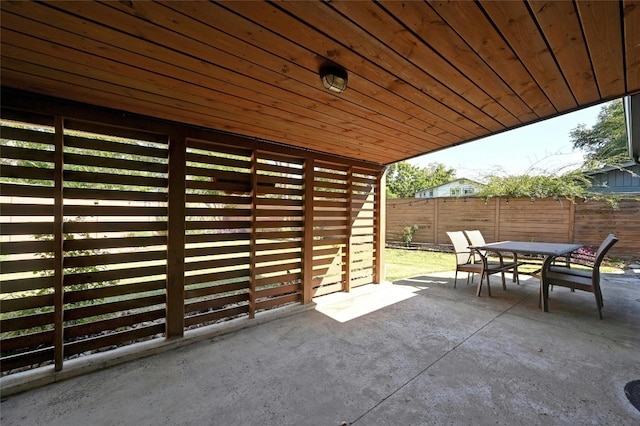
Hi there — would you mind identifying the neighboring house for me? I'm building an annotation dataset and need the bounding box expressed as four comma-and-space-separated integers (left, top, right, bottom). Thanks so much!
415, 178, 485, 198
584, 161, 640, 194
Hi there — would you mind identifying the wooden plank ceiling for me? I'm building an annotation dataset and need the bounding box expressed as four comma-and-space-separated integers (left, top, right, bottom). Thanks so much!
1, 1, 639, 166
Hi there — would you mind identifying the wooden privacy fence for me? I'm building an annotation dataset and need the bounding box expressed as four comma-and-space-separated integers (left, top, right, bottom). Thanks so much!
387, 197, 640, 258
0, 102, 384, 375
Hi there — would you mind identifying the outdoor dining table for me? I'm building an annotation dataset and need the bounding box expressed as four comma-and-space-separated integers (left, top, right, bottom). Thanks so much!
470, 241, 584, 312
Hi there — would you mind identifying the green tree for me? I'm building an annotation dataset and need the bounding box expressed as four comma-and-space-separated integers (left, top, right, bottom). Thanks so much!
477, 171, 591, 200
386, 161, 455, 198
570, 100, 629, 163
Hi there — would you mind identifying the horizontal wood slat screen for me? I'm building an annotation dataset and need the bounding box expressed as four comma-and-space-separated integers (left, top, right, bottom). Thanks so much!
184, 140, 252, 326
60, 122, 168, 359
386, 197, 639, 258
1, 102, 384, 376
1, 116, 57, 372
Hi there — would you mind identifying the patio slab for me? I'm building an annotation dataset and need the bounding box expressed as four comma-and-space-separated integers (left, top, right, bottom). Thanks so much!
1, 272, 639, 425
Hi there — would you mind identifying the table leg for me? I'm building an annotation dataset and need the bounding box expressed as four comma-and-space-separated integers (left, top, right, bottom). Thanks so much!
540, 255, 554, 312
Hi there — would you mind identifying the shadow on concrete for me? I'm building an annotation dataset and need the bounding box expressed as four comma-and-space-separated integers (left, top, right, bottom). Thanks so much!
1, 273, 639, 425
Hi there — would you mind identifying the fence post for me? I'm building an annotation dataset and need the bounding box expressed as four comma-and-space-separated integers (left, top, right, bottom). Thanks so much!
494, 198, 501, 242
434, 198, 439, 244
166, 133, 186, 339
53, 116, 64, 371
568, 200, 576, 242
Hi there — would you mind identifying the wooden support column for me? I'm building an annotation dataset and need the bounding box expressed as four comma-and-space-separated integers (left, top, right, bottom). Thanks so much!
53, 116, 64, 371
302, 158, 315, 304
249, 151, 258, 318
344, 167, 353, 292
374, 170, 386, 283
166, 133, 186, 339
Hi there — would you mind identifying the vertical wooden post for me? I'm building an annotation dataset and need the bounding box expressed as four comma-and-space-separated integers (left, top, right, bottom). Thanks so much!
344, 167, 353, 292
494, 198, 501, 242
249, 151, 258, 318
568, 201, 576, 242
53, 116, 64, 371
302, 158, 315, 303
433, 197, 439, 244
374, 169, 386, 283
166, 133, 186, 339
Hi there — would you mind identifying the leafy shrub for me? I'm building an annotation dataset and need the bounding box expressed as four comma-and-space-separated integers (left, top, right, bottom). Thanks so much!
401, 225, 419, 246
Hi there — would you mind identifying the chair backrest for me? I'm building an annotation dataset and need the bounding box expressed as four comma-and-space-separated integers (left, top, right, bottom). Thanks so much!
446, 231, 473, 265
464, 230, 486, 246
592, 233, 619, 284
464, 230, 487, 257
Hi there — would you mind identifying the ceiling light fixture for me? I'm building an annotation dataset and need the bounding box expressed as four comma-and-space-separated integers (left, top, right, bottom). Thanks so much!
320, 65, 348, 93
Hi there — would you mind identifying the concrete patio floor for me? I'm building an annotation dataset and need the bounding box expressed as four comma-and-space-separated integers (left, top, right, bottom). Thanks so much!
2, 271, 639, 425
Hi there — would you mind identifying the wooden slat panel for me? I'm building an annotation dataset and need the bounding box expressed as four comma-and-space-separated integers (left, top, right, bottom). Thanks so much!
624, 0, 640, 91
63, 187, 167, 202
1, 275, 55, 294
255, 272, 300, 288
64, 280, 165, 303
0, 182, 54, 198
529, 0, 600, 104
255, 293, 300, 311
0, 222, 53, 236
1, 347, 54, 372
63, 250, 166, 269
1, 311, 54, 333
255, 283, 300, 298
185, 257, 250, 273
64, 323, 165, 356
63, 205, 166, 217
185, 294, 247, 316
184, 305, 248, 327
64, 310, 165, 339
0, 327, 53, 354
63, 265, 166, 287
63, 170, 167, 188
161, 1, 461, 149
0, 257, 55, 274
64, 295, 165, 321
479, 0, 576, 111
575, 1, 626, 98
184, 281, 248, 300
331, 1, 517, 129
64, 134, 167, 158
0, 4, 404, 163
63, 221, 167, 234
63, 235, 166, 251
264, 1, 488, 137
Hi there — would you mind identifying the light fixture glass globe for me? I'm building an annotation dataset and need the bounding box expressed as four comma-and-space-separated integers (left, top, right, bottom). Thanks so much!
320, 67, 348, 93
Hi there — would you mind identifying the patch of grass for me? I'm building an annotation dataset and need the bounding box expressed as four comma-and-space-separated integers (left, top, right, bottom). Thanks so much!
385, 248, 455, 282
384, 248, 624, 283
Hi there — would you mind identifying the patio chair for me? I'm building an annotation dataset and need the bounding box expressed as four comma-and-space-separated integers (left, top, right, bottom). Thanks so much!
464, 230, 520, 285
446, 231, 512, 297
542, 234, 618, 319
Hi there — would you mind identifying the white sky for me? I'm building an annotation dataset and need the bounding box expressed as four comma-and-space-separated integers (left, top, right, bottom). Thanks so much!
409, 103, 604, 181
